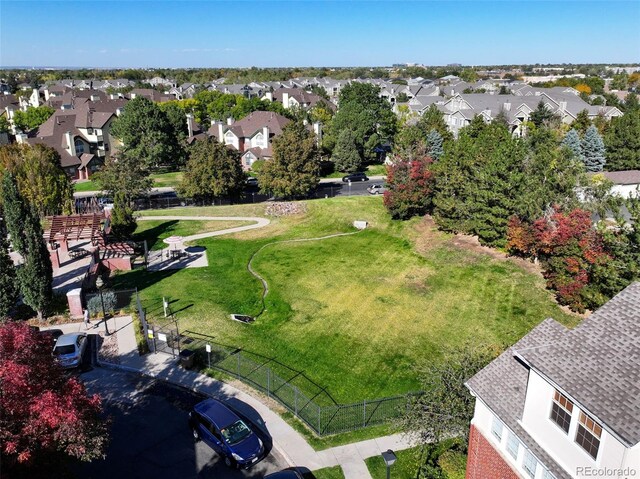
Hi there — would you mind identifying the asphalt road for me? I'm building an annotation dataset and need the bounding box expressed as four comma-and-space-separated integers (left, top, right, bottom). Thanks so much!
77, 367, 288, 479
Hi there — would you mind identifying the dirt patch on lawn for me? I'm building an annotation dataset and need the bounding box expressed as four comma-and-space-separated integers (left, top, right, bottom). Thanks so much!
414, 216, 543, 277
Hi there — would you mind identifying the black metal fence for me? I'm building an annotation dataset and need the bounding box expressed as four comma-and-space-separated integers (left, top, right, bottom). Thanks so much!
180, 330, 413, 436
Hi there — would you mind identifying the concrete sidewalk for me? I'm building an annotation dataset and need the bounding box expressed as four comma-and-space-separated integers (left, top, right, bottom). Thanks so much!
95, 316, 414, 478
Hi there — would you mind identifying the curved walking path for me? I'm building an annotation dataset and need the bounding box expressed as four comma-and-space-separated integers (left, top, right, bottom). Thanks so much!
248, 231, 363, 318
137, 215, 271, 241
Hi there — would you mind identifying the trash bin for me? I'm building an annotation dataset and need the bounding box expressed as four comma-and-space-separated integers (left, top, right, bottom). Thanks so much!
179, 349, 195, 369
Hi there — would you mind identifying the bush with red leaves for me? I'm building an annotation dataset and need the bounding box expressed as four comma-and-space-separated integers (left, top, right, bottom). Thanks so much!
0, 322, 108, 470
383, 148, 435, 220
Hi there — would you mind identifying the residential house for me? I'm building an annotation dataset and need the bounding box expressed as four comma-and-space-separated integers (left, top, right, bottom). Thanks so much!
268, 88, 329, 110
465, 282, 640, 478
593, 170, 640, 199
24, 96, 125, 179
207, 111, 291, 170
129, 88, 175, 103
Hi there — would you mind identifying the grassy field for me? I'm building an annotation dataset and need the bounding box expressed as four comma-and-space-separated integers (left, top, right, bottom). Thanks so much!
133, 219, 251, 250
114, 197, 577, 403
73, 172, 183, 193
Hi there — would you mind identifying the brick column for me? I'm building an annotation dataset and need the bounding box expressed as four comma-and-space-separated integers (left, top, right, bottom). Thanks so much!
66, 288, 84, 319
49, 248, 60, 270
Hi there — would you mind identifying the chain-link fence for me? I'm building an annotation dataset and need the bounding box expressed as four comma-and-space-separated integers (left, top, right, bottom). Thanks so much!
180, 330, 413, 436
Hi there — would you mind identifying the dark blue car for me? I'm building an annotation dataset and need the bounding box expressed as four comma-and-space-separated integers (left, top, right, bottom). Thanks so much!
189, 399, 264, 468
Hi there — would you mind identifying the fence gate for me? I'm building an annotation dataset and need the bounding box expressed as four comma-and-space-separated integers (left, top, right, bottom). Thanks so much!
148, 320, 180, 356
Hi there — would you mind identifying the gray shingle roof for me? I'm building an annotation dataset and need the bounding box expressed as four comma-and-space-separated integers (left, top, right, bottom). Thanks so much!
516, 282, 640, 446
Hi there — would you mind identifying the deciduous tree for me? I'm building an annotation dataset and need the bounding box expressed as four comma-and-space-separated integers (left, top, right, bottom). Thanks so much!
258, 122, 320, 199
383, 145, 435, 220
178, 138, 245, 202
12, 106, 54, 132
0, 143, 73, 216
0, 322, 108, 470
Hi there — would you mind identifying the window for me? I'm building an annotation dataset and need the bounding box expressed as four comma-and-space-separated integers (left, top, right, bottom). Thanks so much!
550, 390, 573, 433
575, 412, 602, 460
522, 450, 538, 478
74, 139, 85, 155
506, 432, 520, 460
542, 470, 556, 479
491, 417, 503, 441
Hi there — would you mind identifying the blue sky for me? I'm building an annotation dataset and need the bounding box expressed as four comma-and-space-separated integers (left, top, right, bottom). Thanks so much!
1, 1, 639, 68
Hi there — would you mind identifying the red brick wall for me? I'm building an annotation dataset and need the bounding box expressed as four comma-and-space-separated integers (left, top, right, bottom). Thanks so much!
466, 424, 521, 479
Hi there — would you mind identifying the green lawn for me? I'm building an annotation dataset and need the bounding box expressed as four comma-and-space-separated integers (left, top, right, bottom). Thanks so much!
73, 172, 183, 193
133, 219, 251, 250
307, 466, 345, 479
365, 445, 466, 479
114, 197, 578, 403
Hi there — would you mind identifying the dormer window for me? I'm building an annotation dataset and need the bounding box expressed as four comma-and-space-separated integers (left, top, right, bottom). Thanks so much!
575, 412, 602, 460
550, 390, 573, 433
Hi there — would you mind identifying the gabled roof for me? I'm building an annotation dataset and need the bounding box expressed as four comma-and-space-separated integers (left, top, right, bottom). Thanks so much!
593, 170, 640, 185
514, 282, 640, 446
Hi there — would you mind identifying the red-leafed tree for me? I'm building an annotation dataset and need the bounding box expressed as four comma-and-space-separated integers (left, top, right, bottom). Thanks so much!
0, 322, 108, 472
383, 145, 435, 220
507, 208, 610, 312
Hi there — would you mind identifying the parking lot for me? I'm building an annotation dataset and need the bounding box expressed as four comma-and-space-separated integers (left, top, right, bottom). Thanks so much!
77, 367, 288, 479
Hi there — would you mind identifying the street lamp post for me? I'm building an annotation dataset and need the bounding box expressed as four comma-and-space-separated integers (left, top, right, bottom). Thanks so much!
95, 276, 110, 336
381, 449, 397, 479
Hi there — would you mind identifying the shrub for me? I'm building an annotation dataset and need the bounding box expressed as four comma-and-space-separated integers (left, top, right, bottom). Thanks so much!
87, 291, 117, 316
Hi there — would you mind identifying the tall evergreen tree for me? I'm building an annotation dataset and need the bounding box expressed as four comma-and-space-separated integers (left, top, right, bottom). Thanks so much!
417, 104, 452, 142
530, 100, 560, 128
332, 129, 363, 173
1, 172, 29, 254
109, 192, 137, 239
604, 107, 640, 171
581, 125, 606, 172
0, 216, 18, 318
425, 129, 444, 160
571, 109, 592, 135
561, 129, 584, 161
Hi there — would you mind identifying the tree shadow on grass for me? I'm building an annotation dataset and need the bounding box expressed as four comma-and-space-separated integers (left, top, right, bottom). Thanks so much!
133, 219, 180, 250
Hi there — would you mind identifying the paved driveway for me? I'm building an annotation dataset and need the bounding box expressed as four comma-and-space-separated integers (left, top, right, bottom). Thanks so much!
78, 367, 288, 479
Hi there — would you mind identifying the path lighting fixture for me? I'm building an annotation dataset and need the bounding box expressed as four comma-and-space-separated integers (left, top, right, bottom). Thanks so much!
381, 449, 397, 479
95, 276, 110, 336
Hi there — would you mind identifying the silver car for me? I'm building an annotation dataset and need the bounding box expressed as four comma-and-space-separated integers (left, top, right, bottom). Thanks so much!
367, 183, 387, 195
53, 333, 88, 368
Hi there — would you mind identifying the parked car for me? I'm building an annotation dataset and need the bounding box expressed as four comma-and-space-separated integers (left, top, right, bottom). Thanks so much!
367, 183, 387, 195
245, 177, 259, 187
264, 470, 304, 479
52, 333, 87, 369
342, 172, 369, 182
189, 399, 264, 468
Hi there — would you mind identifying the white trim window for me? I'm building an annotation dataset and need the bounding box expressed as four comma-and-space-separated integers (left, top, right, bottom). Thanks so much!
506, 432, 520, 460
575, 411, 602, 460
550, 390, 573, 433
522, 450, 538, 478
542, 469, 556, 479
491, 417, 503, 442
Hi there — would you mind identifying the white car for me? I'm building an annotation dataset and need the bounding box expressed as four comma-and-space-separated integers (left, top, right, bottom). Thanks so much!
53, 333, 88, 368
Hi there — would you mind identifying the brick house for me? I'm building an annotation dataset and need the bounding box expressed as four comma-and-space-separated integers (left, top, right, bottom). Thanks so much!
465, 282, 640, 478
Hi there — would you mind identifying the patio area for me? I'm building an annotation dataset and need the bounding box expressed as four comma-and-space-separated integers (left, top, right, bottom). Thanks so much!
146, 245, 209, 271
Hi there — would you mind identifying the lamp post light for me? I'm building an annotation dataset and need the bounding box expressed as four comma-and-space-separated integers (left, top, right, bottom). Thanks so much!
381, 449, 397, 479
95, 276, 110, 336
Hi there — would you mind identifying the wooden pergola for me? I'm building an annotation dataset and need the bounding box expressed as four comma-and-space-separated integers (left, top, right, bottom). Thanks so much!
44, 213, 104, 247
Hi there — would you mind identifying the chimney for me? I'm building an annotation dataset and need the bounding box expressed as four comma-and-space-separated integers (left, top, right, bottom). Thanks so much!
226, 117, 233, 126
265, 91, 273, 101
313, 122, 322, 144
282, 92, 289, 109
218, 123, 224, 141
90, 95, 99, 101
503, 101, 511, 111
186, 113, 194, 138
65, 131, 76, 156
262, 126, 269, 147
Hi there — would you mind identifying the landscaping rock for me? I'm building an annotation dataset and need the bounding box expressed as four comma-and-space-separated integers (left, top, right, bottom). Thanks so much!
265, 202, 307, 217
